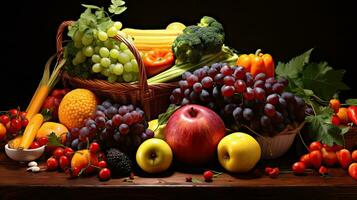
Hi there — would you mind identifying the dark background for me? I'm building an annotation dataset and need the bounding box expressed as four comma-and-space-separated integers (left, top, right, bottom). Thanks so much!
0, 0, 355, 110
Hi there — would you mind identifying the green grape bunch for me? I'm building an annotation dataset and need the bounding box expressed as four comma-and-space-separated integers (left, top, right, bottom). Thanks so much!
63, 0, 139, 83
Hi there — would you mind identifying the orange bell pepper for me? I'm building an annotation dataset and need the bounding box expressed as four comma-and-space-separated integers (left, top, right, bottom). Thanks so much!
143, 49, 174, 76
236, 49, 275, 77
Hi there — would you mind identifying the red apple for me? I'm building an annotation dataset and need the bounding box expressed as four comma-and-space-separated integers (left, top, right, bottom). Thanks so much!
164, 104, 226, 165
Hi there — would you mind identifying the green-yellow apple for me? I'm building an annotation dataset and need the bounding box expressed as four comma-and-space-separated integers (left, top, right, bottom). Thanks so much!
217, 132, 261, 173
136, 138, 173, 173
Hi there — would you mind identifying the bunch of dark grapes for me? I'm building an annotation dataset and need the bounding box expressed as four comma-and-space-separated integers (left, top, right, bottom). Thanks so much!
170, 63, 306, 136
66, 100, 154, 154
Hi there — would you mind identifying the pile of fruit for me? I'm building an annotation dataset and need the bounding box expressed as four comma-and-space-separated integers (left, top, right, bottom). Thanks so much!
2, 0, 357, 184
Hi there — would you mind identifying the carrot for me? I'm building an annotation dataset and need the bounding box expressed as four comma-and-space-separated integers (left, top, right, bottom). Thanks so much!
18, 114, 44, 149
25, 55, 66, 120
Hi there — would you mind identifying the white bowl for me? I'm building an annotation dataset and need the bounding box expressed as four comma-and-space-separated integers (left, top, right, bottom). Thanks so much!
5, 144, 45, 162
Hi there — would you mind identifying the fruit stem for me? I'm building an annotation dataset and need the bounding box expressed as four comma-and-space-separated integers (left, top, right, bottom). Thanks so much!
188, 107, 197, 118
150, 152, 157, 159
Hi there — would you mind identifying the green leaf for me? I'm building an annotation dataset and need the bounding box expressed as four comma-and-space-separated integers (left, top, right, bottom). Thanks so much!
276, 48, 313, 79
81, 4, 101, 10
346, 99, 357, 106
302, 62, 349, 100
95, 10, 105, 19
158, 104, 180, 126
111, 0, 125, 6
98, 19, 114, 31
108, 5, 127, 15
67, 25, 78, 38
48, 132, 65, 147
305, 108, 346, 146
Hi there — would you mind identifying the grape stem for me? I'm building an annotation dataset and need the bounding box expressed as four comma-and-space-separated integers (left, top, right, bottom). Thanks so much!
297, 129, 309, 151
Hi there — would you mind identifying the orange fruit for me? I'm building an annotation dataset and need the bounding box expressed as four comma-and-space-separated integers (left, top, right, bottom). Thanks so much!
58, 89, 97, 129
337, 107, 350, 124
36, 122, 68, 142
0, 123, 7, 141
71, 149, 98, 174
329, 99, 341, 113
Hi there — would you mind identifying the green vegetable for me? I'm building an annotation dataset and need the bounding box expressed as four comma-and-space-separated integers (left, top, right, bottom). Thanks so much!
172, 16, 225, 64
148, 46, 238, 84
276, 48, 350, 146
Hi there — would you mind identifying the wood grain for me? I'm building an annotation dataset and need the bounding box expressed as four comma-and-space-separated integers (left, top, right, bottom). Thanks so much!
1, 153, 357, 200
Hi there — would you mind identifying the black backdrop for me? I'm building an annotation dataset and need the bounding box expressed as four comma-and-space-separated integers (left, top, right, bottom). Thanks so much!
0, 0, 355, 110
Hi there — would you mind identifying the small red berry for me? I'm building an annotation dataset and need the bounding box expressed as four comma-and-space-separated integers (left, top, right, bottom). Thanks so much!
59, 156, 70, 170
47, 157, 58, 171
264, 167, 273, 175
9, 109, 19, 118
309, 141, 322, 151
292, 162, 306, 175
71, 167, 81, 177
53, 147, 64, 159
89, 142, 100, 153
21, 118, 29, 127
99, 168, 111, 181
0, 115, 10, 124
29, 141, 40, 149
37, 137, 48, 146
331, 115, 340, 126
19, 111, 27, 120
319, 166, 328, 175
98, 161, 107, 168
203, 170, 214, 182
269, 167, 280, 178
63, 147, 74, 158
11, 119, 22, 131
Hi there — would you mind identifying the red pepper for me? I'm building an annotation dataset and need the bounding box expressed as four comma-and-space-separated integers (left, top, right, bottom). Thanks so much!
347, 106, 357, 125
143, 49, 174, 76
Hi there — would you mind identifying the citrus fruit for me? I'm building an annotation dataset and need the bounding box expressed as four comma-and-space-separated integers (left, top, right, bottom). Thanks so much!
58, 89, 97, 129
36, 122, 68, 142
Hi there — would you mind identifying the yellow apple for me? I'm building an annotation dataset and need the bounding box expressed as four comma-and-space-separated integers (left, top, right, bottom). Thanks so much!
136, 138, 173, 173
217, 132, 261, 173
148, 119, 166, 140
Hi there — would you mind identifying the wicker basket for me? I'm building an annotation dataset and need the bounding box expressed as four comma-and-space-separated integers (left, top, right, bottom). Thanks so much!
252, 122, 305, 159
56, 21, 178, 120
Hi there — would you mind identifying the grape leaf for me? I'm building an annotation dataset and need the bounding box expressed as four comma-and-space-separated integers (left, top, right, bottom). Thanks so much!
346, 99, 357, 106
305, 107, 348, 146
276, 48, 313, 79
302, 62, 349, 100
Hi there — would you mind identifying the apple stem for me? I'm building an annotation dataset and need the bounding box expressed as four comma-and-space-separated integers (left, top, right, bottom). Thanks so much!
150, 152, 157, 159
189, 107, 197, 117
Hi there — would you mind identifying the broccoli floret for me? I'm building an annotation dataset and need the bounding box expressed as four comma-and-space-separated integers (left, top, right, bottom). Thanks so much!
198, 16, 224, 35
172, 16, 225, 64
172, 33, 203, 64
183, 25, 201, 34
195, 27, 224, 54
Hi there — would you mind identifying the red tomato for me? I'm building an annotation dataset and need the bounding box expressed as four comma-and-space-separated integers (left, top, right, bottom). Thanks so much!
292, 162, 306, 175
336, 149, 352, 169
309, 141, 322, 151
59, 156, 70, 170
99, 168, 111, 181
352, 150, 357, 162
53, 147, 64, 159
309, 150, 322, 169
348, 163, 357, 181
47, 157, 58, 171
319, 166, 328, 175
29, 141, 40, 149
300, 154, 311, 168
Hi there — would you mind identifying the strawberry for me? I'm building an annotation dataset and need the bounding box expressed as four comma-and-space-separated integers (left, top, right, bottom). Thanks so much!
42, 96, 56, 109
336, 149, 352, 169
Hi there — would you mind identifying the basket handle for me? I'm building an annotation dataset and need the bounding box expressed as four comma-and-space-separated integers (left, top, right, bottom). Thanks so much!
56, 20, 150, 94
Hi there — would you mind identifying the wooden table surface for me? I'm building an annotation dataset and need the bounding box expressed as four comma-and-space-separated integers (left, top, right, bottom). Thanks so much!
1, 153, 357, 200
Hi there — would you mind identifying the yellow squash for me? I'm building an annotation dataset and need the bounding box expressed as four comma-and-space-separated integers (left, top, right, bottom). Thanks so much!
18, 114, 44, 149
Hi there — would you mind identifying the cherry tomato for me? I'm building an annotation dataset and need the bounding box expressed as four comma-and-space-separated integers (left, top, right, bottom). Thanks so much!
300, 154, 311, 168
89, 142, 100, 153
336, 149, 352, 169
319, 166, 328, 175
292, 162, 306, 175
11, 119, 22, 131
269, 167, 280, 178
203, 170, 213, 182
352, 150, 357, 162
309, 141, 322, 151
98, 161, 107, 168
9, 109, 19, 118
21, 119, 29, 127
59, 156, 70, 170
37, 137, 48, 146
99, 168, 111, 181
329, 99, 340, 112
348, 163, 357, 180
64, 147, 74, 158
264, 167, 273, 175
19, 112, 27, 120
29, 141, 40, 149
309, 150, 322, 169
331, 115, 340, 126
0, 115, 10, 124
47, 157, 58, 171
53, 147, 64, 159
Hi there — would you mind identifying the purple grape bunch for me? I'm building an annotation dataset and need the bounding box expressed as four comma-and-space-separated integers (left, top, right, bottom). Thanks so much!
67, 100, 154, 153
170, 63, 306, 136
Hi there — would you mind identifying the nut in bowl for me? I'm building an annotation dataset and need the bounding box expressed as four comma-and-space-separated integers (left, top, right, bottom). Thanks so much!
5, 144, 45, 162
